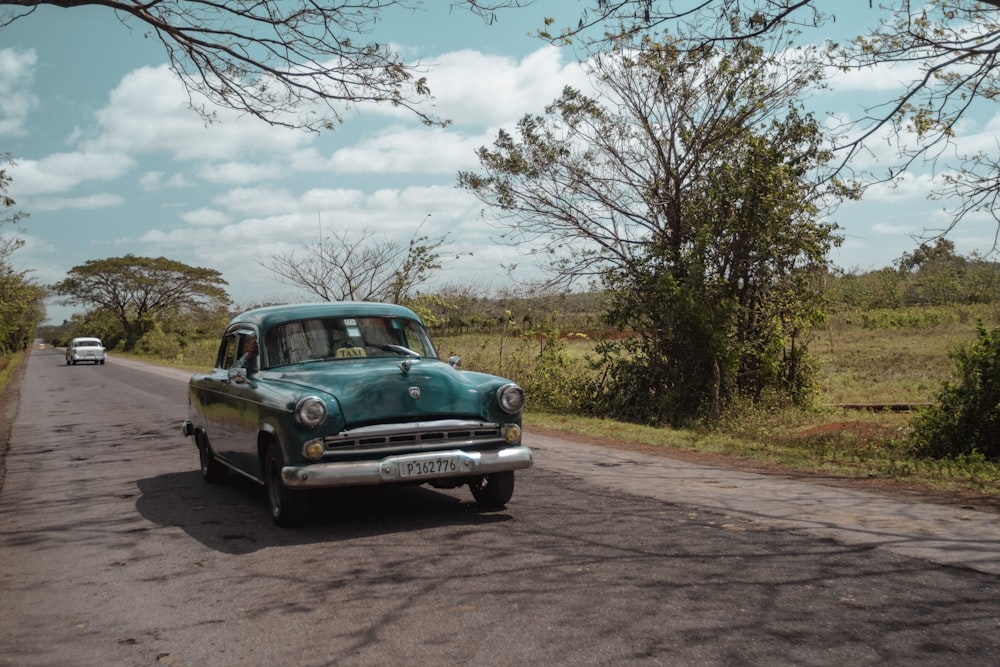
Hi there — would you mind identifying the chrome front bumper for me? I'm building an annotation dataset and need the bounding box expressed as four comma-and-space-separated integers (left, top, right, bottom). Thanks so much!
280, 446, 533, 489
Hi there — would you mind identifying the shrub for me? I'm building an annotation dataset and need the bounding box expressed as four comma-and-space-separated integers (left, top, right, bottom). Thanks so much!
133, 324, 183, 359
519, 333, 594, 413
908, 324, 1000, 460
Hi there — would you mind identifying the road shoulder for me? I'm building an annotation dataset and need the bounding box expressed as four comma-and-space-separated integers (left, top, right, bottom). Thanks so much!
527, 425, 1000, 515
0, 352, 29, 492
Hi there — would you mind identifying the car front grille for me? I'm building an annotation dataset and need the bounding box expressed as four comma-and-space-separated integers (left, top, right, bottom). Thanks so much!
322, 419, 502, 457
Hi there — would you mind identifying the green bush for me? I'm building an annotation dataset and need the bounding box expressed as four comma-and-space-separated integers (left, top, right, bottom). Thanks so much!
133, 324, 183, 359
519, 334, 594, 413
908, 324, 1000, 460
436, 329, 595, 414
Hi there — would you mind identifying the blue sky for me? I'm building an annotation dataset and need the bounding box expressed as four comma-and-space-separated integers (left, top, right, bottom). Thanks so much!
2, 3, 998, 324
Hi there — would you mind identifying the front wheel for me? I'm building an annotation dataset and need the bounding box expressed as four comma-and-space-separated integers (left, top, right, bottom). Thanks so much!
264, 443, 308, 526
469, 471, 515, 509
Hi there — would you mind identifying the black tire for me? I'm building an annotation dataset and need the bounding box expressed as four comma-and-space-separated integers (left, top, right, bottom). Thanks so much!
469, 471, 515, 508
264, 443, 308, 526
197, 433, 228, 484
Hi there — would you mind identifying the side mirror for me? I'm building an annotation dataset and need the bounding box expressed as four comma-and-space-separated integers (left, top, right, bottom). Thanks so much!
448, 355, 462, 369
229, 367, 249, 383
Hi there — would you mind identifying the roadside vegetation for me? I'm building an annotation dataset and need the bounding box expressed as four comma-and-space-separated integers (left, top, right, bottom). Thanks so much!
0, 155, 45, 363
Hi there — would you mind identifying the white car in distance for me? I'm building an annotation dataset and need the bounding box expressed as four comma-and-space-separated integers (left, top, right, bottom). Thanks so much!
66, 337, 107, 365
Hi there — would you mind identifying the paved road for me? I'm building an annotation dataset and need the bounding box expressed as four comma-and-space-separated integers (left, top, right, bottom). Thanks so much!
529, 432, 1000, 576
1, 348, 998, 666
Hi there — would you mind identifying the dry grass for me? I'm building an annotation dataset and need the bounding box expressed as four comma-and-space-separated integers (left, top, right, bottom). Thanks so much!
811, 313, 988, 405
0, 351, 23, 396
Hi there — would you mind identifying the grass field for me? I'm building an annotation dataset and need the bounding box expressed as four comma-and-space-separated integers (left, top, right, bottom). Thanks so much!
812, 304, 1000, 405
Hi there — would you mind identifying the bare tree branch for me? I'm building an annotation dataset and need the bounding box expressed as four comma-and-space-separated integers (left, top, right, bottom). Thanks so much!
0, 0, 531, 131
539, 1, 1000, 244
260, 222, 448, 303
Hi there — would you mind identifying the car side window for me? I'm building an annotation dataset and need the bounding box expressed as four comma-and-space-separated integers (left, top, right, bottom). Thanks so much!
234, 333, 259, 371
218, 333, 239, 369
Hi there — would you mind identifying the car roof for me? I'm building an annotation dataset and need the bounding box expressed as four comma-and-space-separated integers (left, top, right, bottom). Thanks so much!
70, 337, 103, 343
228, 302, 423, 332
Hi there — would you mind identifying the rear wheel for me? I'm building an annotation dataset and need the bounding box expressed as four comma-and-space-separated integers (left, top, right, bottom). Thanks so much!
265, 443, 308, 526
469, 471, 515, 508
197, 433, 228, 484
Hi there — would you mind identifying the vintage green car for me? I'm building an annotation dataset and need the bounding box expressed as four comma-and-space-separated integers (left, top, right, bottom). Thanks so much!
182, 302, 532, 525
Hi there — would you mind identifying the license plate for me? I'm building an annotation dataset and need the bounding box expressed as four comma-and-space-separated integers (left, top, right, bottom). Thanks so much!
396, 455, 460, 479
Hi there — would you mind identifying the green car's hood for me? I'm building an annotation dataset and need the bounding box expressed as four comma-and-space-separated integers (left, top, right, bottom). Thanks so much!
270, 359, 499, 426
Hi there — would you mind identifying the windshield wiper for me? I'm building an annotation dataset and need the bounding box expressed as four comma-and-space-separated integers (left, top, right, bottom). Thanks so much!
374, 343, 421, 358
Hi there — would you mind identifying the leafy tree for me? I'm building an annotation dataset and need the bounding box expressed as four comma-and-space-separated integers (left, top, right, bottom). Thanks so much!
826, 240, 1000, 310
0, 268, 45, 353
262, 225, 449, 304
61, 308, 126, 351
893, 239, 1000, 306
460, 38, 850, 424
50, 255, 230, 350
542, 1, 1000, 243
0, 1, 522, 132
825, 267, 907, 311
0, 154, 45, 353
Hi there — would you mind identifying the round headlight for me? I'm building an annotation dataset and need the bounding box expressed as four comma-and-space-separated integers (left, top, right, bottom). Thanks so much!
295, 396, 327, 428
497, 383, 525, 414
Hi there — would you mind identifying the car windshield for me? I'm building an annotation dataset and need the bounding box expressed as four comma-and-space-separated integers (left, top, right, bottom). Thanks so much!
76, 341, 101, 347
262, 316, 438, 368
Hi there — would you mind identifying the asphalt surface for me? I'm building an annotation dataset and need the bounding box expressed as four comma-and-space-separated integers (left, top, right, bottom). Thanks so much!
113, 353, 1000, 576
528, 432, 1000, 576
1, 348, 998, 666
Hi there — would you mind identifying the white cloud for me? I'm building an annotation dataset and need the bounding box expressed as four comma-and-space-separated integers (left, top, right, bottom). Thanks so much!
83, 65, 314, 161
298, 188, 366, 211
140, 171, 191, 191
871, 221, 912, 236
862, 172, 941, 203
824, 60, 927, 95
324, 125, 488, 174
212, 187, 302, 217
425, 47, 588, 126
348, 46, 587, 127
948, 111, 1000, 156
179, 208, 231, 227
30, 193, 125, 212
196, 161, 285, 185
9, 152, 135, 197
0, 47, 38, 136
